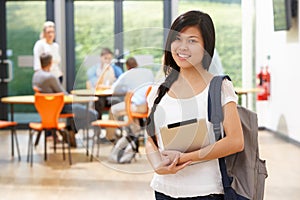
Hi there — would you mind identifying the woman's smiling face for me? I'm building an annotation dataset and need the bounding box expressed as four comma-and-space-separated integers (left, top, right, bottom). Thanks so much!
44, 26, 55, 43
171, 26, 205, 70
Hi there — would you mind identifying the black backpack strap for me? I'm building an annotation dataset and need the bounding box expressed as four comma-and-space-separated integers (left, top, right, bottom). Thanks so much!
208, 75, 231, 141
208, 75, 237, 198
125, 135, 138, 152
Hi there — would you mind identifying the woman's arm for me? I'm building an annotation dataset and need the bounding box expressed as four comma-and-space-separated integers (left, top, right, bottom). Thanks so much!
145, 137, 192, 174
33, 40, 43, 71
178, 101, 244, 164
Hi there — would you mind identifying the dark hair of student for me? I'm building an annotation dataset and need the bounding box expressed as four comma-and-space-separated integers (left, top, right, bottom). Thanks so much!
126, 57, 138, 70
146, 10, 216, 146
40, 52, 53, 68
100, 47, 113, 56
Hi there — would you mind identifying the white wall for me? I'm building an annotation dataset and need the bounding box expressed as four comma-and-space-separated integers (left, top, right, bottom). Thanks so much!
255, 0, 300, 141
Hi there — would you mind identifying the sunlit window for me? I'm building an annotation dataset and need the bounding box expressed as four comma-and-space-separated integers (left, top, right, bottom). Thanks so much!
178, 0, 242, 86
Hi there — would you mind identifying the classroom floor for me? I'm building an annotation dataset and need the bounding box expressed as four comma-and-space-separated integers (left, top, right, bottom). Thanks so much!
0, 129, 299, 200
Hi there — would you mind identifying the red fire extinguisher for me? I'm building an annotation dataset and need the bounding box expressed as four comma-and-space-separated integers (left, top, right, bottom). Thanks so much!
257, 67, 268, 100
263, 65, 271, 97
257, 56, 271, 100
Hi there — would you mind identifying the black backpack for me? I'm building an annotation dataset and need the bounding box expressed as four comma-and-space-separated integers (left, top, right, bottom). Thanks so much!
208, 75, 268, 200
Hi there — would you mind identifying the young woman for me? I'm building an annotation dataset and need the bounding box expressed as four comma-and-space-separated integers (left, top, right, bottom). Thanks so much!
33, 21, 63, 83
145, 10, 244, 200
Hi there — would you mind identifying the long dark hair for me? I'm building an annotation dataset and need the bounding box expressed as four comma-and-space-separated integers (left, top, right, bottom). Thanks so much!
146, 10, 216, 146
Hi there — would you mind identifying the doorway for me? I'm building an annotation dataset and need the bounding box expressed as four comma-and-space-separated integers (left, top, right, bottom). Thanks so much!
0, 1, 46, 123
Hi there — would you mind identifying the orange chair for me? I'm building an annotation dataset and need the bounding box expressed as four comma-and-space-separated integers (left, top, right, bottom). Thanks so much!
130, 86, 151, 122
0, 120, 20, 161
33, 86, 75, 117
90, 87, 151, 161
129, 86, 152, 140
90, 91, 135, 161
33, 86, 75, 118
27, 92, 72, 166
32, 86, 75, 147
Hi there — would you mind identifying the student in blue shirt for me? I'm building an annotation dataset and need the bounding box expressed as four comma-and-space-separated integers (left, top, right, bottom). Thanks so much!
86, 47, 123, 119
86, 47, 123, 89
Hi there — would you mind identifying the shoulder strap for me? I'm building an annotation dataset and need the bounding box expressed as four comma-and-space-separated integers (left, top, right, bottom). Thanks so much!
125, 135, 138, 152
208, 75, 231, 141
208, 75, 238, 197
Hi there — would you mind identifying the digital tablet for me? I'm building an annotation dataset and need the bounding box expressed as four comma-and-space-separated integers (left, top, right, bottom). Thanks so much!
159, 118, 208, 153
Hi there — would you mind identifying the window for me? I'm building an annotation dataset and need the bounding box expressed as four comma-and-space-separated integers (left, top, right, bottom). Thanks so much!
178, 1, 242, 87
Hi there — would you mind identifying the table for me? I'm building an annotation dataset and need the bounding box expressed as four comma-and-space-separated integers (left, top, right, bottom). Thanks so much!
1, 95, 98, 121
71, 88, 113, 96
71, 89, 125, 119
1, 94, 98, 154
71, 88, 125, 97
235, 88, 263, 107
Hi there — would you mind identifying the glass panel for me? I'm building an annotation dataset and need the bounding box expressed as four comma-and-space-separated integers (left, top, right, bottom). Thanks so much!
178, 1, 242, 87
74, 1, 114, 89
123, 1, 164, 80
6, 1, 46, 121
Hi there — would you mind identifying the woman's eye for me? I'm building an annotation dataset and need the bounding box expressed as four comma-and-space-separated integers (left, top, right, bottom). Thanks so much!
175, 36, 181, 41
188, 39, 196, 43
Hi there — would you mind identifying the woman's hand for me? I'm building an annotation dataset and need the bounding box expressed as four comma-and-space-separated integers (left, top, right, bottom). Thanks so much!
154, 151, 192, 175
161, 150, 182, 163
146, 139, 192, 175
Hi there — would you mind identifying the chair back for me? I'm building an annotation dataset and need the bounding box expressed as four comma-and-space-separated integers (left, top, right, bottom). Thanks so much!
34, 93, 64, 129
145, 85, 152, 97
124, 91, 135, 124
130, 85, 152, 119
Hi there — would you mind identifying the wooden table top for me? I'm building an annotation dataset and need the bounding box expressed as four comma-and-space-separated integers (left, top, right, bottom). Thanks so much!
2, 88, 261, 104
235, 87, 263, 95
71, 89, 125, 97
1, 95, 98, 104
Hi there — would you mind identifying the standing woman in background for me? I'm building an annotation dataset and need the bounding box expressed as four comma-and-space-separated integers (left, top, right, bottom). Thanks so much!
33, 21, 63, 83
145, 10, 243, 200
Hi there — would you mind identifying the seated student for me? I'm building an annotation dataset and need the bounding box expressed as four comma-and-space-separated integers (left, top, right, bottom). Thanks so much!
32, 52, 98, 147
106, 57, 154, 141
86, 47, 123, 89
86, 47, 123, 119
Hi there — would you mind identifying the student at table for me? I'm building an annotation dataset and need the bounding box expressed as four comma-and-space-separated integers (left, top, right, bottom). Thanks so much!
86, 47, 123, 89
86, 47, 123, 119
106, 57, 154, 141
32, 52, 98, 147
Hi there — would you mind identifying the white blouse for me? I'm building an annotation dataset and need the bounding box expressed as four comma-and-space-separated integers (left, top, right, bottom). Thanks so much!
33, 39, 62, 78
147, 79, 238, 198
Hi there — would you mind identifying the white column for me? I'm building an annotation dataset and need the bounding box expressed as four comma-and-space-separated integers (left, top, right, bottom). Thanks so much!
241, 0, 255, 110
171, 0, 179, 22
54, 0, 66, 88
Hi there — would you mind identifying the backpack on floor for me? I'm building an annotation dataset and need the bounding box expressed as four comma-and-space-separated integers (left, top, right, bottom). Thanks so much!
108, 134, 139, 164
208, 75, 268, 200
